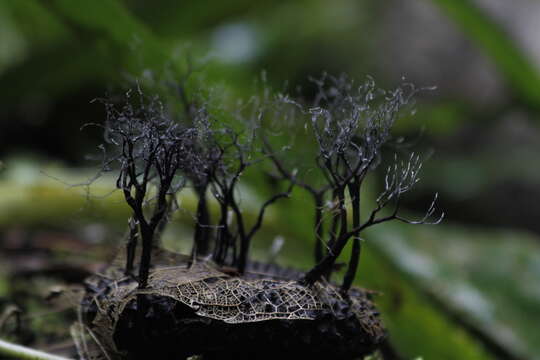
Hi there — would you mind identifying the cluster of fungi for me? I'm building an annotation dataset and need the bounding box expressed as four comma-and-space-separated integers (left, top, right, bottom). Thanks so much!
79, 73, 442, 360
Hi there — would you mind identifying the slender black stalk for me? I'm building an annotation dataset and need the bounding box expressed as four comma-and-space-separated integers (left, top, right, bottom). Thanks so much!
325, 189, 341, 255
192, 184, 211, 257
137, 222, 155, 289
314, 192, 324, 263
214, 202, 230, 265
125, 217, 139, 275
341, 180, 361, 292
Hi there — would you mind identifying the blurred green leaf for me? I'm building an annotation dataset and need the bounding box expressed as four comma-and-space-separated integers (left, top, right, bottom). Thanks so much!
430, 0, 540, 112
373, 222, 540, 360
357, 244, 494, 360
0, 0, 193, 103
3, 0, 70, 48
48, 0, 171, 72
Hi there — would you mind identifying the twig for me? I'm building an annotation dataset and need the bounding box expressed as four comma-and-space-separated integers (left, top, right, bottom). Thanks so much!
0, 338, 73, 360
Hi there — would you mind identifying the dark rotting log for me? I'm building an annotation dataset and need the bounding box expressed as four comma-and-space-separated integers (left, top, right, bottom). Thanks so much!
80, 250, 385, 360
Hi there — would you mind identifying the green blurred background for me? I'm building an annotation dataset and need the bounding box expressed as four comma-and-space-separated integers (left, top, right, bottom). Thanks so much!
0, 0, 539, 359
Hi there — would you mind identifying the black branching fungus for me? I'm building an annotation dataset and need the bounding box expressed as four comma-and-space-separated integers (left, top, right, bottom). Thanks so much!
80, 74, 442, 360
